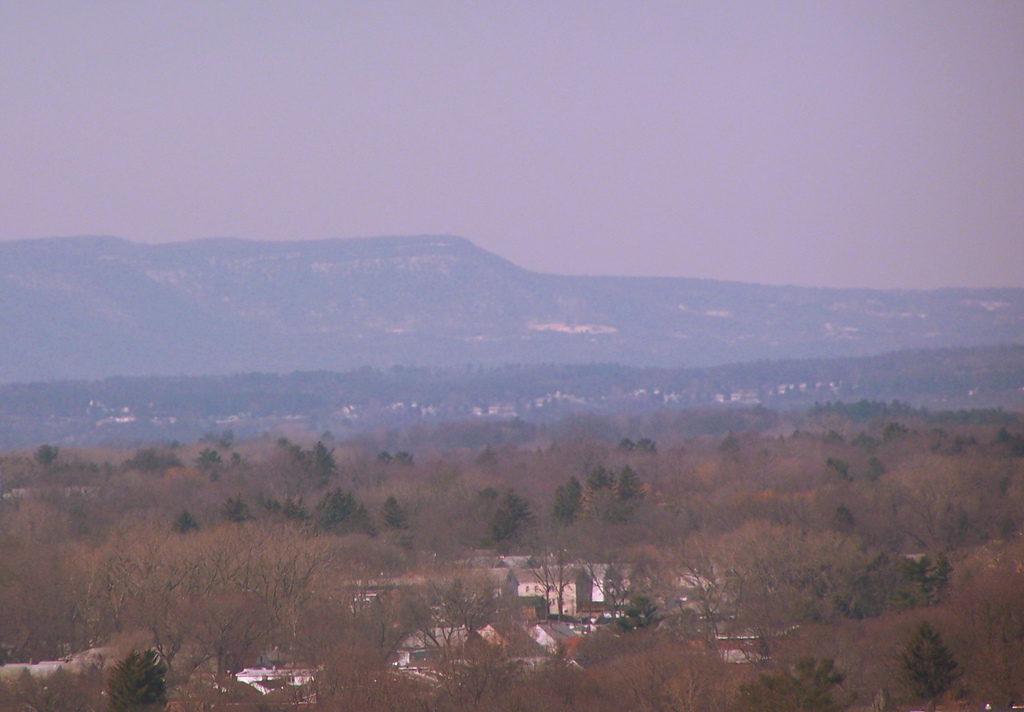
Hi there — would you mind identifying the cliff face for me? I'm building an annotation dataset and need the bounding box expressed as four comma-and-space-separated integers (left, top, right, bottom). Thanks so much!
2, 235, 1022, 382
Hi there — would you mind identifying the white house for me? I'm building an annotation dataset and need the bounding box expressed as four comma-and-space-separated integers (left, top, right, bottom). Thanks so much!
529, 621, 581, 653
235, 667, 315, 695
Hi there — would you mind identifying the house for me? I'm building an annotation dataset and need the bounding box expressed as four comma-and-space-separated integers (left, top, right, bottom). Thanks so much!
0, 646, 116, 680
715, 635, 766, 664
394, 646, 441, 670
575, 563, 632, 620
514, 568, 549, 598
235, 666, 316, 695
477, 623, 505, 646
394, 624, 509, 673
397, 626, 469, 654
504, 558, 630, 620
482, 566, 518, 597
0, 661, 68, 679
514, 567, 579, 618
529, 621, 582, 653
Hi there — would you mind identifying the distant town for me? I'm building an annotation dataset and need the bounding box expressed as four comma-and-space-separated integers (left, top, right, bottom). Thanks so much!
1, 345, 1022, 448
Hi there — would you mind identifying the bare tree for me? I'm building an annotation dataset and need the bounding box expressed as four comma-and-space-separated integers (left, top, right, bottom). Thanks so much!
529, 549, 580, 619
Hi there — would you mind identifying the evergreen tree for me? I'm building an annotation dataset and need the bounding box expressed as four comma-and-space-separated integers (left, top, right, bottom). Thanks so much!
311, 440, 336, 485
585, 465, 616, 492
893, 556, 952, 609
381, 495, 409, 530
106, 648, 167, 712
636, 437, 657, 453
489, 489, 535, 551
124, 447, 182, 473
734, 657, 848, 712
826, 457, 852, 481
932, 554, 953, 596
220, 496, 250, 522
615, 466, 644, 501
34, 444, 59, 467
898, 621, 959, 708
281, 496, 311, 521
865, 456, 887, 480
195, 448, 222, 469
171, 509, 199, 534
616, 593, 660, 633
316, 488, 372, 534
552, 476, 583, 524
719, 433, 742, 459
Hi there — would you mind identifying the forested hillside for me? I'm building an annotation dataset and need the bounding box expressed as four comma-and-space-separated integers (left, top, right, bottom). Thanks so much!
2, 405, 1024, 710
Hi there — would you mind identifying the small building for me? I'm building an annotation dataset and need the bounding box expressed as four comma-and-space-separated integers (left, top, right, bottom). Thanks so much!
530, 621, 582, 653
235, 667, 315, 695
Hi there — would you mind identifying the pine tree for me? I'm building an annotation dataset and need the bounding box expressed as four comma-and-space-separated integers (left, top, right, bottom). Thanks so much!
734, 657, 848, 712
615, 466, 644, 502
898, 621, 959, 708
220, 495, 250, 522
489, 489, 535, 551
34, 444, 59, 467
281, 496, 311, 521
106, 649, 167, 711
195, 448, 222, 470
381, 495, 409, 529
311, 440, 336, 485
616, 593, 660, 633
552, 476, 583, 524
316, 488, 372, 534
171, 509, 199, 533
585, 466, 616, 492
636, 437, 657, 453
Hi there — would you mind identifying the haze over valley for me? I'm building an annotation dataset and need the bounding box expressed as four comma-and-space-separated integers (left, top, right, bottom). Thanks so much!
3, 5, 1024, 710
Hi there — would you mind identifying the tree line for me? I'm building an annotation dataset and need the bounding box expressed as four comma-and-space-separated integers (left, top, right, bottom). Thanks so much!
1, 405, 1024, 710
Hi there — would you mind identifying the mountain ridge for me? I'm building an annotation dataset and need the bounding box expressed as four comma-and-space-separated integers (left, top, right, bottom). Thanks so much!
2, 235, 1022, 383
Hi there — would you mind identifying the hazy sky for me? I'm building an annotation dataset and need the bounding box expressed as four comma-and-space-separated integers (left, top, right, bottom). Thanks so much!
2, 3, 1022, 289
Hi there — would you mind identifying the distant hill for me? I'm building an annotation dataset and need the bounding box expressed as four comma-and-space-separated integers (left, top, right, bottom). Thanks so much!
2, 235, 1022, 383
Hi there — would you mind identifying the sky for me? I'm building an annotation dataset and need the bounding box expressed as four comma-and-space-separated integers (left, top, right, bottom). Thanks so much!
1, 2, 1022, 290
